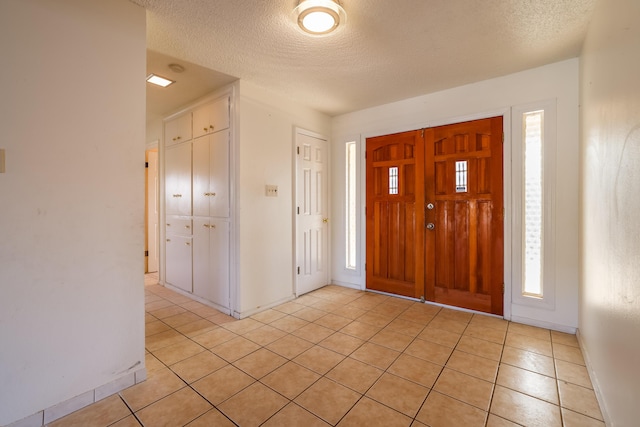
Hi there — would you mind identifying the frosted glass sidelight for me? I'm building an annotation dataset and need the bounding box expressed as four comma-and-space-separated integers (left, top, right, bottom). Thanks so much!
523, 111, 544, 297
345, 142, 357, 270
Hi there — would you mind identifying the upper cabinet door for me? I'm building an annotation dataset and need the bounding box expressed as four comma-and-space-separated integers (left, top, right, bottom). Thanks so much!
193, 96, 230, 138
165, 113, 192, 146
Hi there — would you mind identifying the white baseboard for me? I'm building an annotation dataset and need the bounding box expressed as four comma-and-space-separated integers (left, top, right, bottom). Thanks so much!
7, 367, 146, 427
330, 280, 364, 290
509, 315, 577, 334
576, 329, 612, 427
235, 295, 296, 319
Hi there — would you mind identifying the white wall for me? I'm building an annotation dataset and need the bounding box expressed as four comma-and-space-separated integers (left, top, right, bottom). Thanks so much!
146, 118, 163, 147
236, 82, 331, 316
331, 59, 580, 330
580, 0, 640, 424
0, 1, 146, 425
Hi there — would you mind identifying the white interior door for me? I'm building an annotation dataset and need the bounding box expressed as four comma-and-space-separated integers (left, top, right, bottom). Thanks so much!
296, 130, 329, 296
146, 150, 159, 273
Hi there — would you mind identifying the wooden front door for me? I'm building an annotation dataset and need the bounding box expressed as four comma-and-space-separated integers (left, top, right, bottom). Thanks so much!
366, 130, 425, 298
366, 117, 504, 315
425, 117, 503, 315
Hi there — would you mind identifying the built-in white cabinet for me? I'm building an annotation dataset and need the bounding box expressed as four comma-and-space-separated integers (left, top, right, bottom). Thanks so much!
193, 96, 230, 139
193, 218, 229, 308
165, 142, 192, 216
163, 94, 231, 312
164, 113, 192, 145
165, 217, 193, 293
193, 129, 230, 218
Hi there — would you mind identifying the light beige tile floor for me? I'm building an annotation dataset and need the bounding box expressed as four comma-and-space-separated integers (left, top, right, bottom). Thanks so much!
50, 274, 605, 426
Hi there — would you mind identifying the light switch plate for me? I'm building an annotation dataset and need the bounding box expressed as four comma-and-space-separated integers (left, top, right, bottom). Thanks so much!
0, 149, 5, 173
265, 184, 278, 197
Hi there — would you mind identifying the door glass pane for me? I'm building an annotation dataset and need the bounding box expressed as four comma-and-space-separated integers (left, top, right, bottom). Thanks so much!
455, 160, 468, 193
523, 111, 543, 297
389, 167, 398, 195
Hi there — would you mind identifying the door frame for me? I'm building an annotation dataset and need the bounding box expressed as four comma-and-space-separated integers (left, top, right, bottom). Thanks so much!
145, 140, 159, 274
360, 109, 512, 319
293, 127, 331, 297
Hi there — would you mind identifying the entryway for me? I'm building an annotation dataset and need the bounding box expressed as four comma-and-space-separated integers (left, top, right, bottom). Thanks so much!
146, 148, 159, 273
366, 116, 504, 315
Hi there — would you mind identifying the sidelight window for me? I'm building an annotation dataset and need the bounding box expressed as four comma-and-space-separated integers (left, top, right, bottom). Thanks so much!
345, 141, 357, 270
523, 111, 543, 297
512, 100, 556, 309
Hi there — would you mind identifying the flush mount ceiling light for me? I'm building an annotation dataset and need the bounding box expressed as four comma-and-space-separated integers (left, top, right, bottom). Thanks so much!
146, 73, 174, 87
294, 0, 346, 36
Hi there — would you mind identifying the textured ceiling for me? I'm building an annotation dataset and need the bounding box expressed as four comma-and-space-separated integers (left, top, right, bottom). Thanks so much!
135, 0, 597, 117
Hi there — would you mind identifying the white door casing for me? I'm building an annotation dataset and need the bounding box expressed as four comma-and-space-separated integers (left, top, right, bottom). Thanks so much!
295, 129, 329, 296
147, 150, 159, 272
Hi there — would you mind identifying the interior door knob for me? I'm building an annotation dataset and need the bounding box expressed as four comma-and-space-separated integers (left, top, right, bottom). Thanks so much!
426, 223, 435, 230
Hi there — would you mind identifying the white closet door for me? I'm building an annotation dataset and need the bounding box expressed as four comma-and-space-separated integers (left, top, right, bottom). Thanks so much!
210, 129, 230, 218
165, 143, 192, 216
165, 234, 192, 293
192, 136, 210, 217
192, 217, 229, 309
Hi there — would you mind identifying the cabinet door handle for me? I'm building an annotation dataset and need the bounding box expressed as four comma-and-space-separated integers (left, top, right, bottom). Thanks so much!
211, 224, 216, 229
185, 242, 191, 246
203, 127, 208, 132
172, 194, 182, 198
166, 223, 171, 226
185, 225, 190, 229
166, 238, 171, 242
209, 125, 214, 130
203, 224, 210, 228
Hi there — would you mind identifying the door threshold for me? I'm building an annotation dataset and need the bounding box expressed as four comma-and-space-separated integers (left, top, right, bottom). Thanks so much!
365, 288, 504, 319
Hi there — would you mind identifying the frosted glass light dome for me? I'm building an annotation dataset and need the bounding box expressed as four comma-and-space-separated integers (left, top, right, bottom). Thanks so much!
294, 0, 346, 35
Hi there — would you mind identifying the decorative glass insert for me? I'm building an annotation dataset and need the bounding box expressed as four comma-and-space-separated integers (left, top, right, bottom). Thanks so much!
345, 142, 357, 270
523, 110, 543, 297
455, 160, 468, 193
389, 167, 399, 195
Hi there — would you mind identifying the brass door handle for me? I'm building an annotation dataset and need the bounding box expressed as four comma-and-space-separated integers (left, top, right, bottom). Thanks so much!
323, 218, 329, 223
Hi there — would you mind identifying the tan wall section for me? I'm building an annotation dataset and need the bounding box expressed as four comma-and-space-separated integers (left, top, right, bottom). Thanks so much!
580, 0, 640, 424
0, 1, 147, 424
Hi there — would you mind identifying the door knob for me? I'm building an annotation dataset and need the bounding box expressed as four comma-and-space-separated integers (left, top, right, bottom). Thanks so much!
427, 203, 434, 210
426, 223, 435, 230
